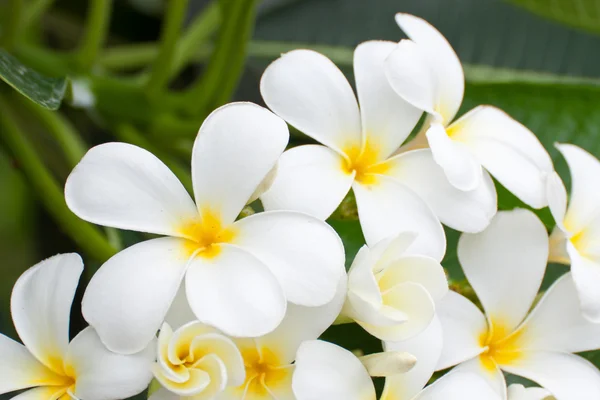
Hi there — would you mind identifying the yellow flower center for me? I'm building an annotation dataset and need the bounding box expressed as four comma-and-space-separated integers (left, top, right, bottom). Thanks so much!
179, 208, 236, 259
478, 320, 523, 372
342, 140, 390, 185
239, 346, 290, 396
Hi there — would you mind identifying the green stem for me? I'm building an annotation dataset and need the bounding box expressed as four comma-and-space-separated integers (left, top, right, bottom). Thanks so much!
0, 94, 116, 262
145, 0, 189, 98
75, 0, 113, 71
22, 0, 56, 32
2, 0, 24, 50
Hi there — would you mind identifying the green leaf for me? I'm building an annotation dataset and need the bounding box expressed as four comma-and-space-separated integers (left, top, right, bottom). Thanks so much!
0, 49, 67, 110
508, 0, 600, 35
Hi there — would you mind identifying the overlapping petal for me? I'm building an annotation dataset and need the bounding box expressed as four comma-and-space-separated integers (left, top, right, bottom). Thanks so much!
453, 357, 507, 397
414, 372, 503, 400
82, 238, 189, 354
567, 245, 600, 322
192, 102, 289, 225
260, 145, 354, 220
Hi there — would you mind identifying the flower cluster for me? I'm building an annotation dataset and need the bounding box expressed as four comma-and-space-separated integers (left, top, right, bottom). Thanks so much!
2, 12, 600, 400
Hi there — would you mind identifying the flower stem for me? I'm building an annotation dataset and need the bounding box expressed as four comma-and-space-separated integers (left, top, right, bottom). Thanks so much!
22, 0, 56, 33
0, 94, 117, 262
75, 0, 113, 71
145, 0, 190, 98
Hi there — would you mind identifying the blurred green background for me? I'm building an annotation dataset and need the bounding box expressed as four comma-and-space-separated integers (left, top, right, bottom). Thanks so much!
1, 0, 600, 397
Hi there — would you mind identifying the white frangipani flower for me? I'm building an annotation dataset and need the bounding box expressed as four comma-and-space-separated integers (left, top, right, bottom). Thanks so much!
0, 254, 155, 400
292, 339, 501, 400
150, 321, 245, 400
65, 102, 344, 354
260, 42, 498, 260
508, 384, 554, 400
385, 13, 553, 207
343, 232, 448, 341
547, 144, 600, 322
436, 209, 600, 399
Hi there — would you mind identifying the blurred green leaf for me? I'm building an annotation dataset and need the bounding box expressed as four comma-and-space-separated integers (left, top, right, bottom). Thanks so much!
0, 50, 67, 110
509, 0, 600, 35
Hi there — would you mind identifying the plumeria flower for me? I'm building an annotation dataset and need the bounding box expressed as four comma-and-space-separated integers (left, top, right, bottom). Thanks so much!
435, 209, 600, 399
342, 232, 448, 341
547, 144, 600, 322
292, 339, 501, 400
508, 384, 554, 400
150, 321, 245, 400
385, 13, 553, 207
260, 42, 498, 261
0, 254, 154, 400
65, 102, 345, 354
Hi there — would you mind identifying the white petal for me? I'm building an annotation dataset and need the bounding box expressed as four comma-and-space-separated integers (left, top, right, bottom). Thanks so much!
414, 371, 503, 400
0, 334, 69, 394
507, 384, 553, 400
384, 149, 496, 233
260, 49, 362, 154
556, 143, 600, 234
377, 255, 448, 302
458, 209, 548, 334
232, 210, 344, 307
426, 123, 482, 191
395, 13, 464, 123
384, 39, 437, 117
436, 291, 487, 370
192, 102, 289, 225
82, 237, 189, 354
453, 106, 554, 209
354, 40, 422, 160
164, 283, 196, 331
292, 340, 376, 400
188, 332, 245, 387
11, 253, 83, 373
185, 244, 286, 337
546, 172, 568, 233
382, 316, 443, 400
263, 366, 295, 400
568, 245, 600, 322
260, 145, 353, 220
148, 388, 180, 400
353, 177, 446, 261
518, 272, 600, 353
67, 327, 155, 400
454, 357, 507, 397
65, 142, 198, 236
8, 387, 66, 400
256, 272, 347, 364
347, 245, 383, 306
501, 352, 600, 400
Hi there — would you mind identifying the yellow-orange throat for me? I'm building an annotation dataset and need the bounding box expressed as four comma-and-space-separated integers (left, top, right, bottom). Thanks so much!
179, 209, 236, 259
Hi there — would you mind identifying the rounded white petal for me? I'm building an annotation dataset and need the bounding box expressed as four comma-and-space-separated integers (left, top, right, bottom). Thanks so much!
232, 210, 344, 307
453, 106, 554, 209
546, 172, 568, 233
436, 291, 487, 370
508, 384, 553, 400
382, 316, 443, 400
185, 244, 286, 337
385, 149, 496, 233
414, 371, 503, 400
384, 39, 437, 117
458, 209, 548, 334
453, 357, 507, 397
9, 387, 67, 400
192, 102, 289, 225
67, 327, 155, 400
556, 143, 600, 234
347, 245, 383, 306
353, 177, 446, 261
65, 142, 198, 236
501, 352, 600, 400
256, 273, 347, 364
260, 49, 362, 154
568, 244, 600, 322
377, 255, 448, 302
189, 333, 245, 387
292, 340, 376, 400
260, 145, 353, 220
426, 123, 482, 191
82, 238, 189, 354
11, 253, 83, 374
0, 334, 68, 394
354, 40, 422, 160
518, 272, 600, 353
395, 13, 464, 123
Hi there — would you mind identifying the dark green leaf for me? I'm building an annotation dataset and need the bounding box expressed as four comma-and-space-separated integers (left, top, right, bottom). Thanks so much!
0, 50, 67, 110
509, 0, 600, 35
